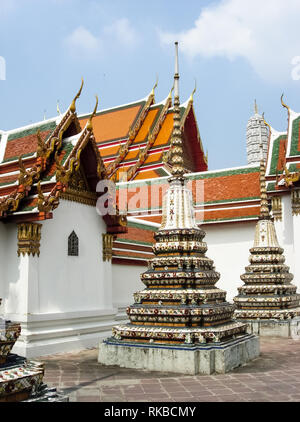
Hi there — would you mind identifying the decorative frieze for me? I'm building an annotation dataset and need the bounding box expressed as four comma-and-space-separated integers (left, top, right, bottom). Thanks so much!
102, 233, 115, 262
60, 188, 97, 206
271, 196, 282, 221
292, 189, 300, 216
17, 223, 42, 257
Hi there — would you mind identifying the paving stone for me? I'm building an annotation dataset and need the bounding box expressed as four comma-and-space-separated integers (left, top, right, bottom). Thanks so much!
37, 337, 300, 402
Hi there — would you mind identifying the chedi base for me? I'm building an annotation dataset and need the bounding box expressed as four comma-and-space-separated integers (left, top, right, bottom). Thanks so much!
238, 317, 300, 339
98, 334, 259, 375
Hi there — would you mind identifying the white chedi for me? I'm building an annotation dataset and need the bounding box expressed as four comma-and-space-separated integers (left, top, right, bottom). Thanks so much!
247, 102, 268, 165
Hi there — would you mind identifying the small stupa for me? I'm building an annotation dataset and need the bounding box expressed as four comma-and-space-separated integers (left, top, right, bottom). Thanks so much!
233, 158, 300, 337
98, 43, 259, 375
0, 298, 67, 402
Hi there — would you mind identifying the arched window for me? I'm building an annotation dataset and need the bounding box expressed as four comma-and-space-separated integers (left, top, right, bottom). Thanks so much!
68, 231, 79, 256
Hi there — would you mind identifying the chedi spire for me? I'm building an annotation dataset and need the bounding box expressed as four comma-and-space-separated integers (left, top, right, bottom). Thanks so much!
169, 42, 185, 178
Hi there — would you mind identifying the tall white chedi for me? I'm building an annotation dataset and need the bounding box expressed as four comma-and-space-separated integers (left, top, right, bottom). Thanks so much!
247, 101, 268, 165
98, 42, 260, 375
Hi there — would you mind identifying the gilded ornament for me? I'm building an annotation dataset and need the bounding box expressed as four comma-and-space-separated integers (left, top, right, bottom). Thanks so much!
102, 233, 115, 262
70, 78, 84, 113
17, 222, 42, 257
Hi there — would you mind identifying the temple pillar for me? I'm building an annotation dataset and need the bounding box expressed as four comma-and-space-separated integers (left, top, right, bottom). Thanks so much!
292, 190, 300, 293
14, 223, 41, 315
280, 193, 294, 273
271, 196, 283, 242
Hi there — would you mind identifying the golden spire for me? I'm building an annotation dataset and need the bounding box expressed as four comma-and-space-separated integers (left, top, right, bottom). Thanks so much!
70, 78, 84, 113
259, 157, 270, 219
169, 41, 185, 178
86, 95, 99, 131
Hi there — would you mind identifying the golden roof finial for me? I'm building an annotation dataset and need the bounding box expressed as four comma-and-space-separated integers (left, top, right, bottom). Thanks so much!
151, 75, 158, 96
167, 83, 174, 100
259, 158, 270, 219
262, 112, 271, 132
86, 95, 99, 131
189, 79, 197, 103
57, 100, 61, 116
70, 78, 84, 113
281, 93, 290, 112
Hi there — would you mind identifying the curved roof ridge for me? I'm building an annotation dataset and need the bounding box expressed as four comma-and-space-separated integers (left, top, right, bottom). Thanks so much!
4, 116, 58, 135
79, 95, 150, 119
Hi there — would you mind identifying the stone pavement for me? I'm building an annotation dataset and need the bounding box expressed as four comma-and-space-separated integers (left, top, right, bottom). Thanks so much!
39, 337, 300, 402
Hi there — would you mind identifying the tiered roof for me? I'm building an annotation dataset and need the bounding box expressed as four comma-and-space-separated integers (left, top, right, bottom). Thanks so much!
265, 96, 300, 192
0, 82, 125, 233
115, 165, 261, 224
78, 88, 207, 181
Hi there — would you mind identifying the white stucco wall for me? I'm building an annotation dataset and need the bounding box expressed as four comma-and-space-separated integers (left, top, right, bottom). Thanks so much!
112, 263, 145, 311
3, 199, 118, 357
111, 222, 257, 305
3, 223, 21, 314
39, 199, 112, 313
202, 221, 256, 302
0, 222, 7, 301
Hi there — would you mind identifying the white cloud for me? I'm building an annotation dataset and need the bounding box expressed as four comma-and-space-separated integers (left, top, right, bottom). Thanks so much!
159, 0, 300, 82
64, 26, 101, 59
103, 18, 138, 47
64, 18, 138, 59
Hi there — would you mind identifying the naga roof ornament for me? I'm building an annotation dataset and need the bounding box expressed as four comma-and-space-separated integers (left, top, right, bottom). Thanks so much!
70, 78, 84, 113
86, 95, 99, 131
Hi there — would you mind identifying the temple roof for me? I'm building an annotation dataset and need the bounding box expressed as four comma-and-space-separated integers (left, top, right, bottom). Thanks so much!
0, 85, 125, 233
264, 100, 300, 192
78, 89, 208, 181
115, 165, 261, 228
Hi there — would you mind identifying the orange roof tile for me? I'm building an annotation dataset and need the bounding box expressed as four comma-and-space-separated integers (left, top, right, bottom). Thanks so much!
100, 144, 121, 160
144, 151, 162, 165
153, 113, 173, 146
79, 104, 142, 144
133, 109, 159, 144
201, 206, 260, 222
201, 173, 260, 203
134, 169, 162, 180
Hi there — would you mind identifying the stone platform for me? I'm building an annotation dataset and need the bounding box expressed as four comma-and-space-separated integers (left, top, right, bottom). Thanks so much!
241, 318, 300, 339
98, 334, 259, 375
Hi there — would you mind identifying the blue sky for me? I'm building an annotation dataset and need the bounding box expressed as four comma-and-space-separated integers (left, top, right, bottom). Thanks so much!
1, 0, 300, 170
